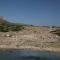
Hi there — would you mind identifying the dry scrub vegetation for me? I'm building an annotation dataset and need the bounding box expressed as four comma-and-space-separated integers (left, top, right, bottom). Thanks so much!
0, 26, 60, 51
0, 18, 60, 51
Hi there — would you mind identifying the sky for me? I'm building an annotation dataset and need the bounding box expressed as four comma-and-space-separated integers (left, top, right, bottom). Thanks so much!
0, 0, 60, 26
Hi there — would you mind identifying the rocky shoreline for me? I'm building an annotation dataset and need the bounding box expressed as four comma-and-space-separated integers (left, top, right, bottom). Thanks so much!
0, 27, 60, 52
0, 46, 60, 53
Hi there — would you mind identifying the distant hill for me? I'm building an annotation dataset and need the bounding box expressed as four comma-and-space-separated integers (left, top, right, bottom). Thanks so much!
0, 18, 24, 32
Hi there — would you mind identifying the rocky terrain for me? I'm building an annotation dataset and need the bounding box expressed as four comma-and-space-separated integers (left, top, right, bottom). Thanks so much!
0, 18, 60, 52
0, 26, 60, 52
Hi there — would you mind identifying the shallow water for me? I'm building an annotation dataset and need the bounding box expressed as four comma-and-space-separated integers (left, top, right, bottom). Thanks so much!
0, 51, 60, 60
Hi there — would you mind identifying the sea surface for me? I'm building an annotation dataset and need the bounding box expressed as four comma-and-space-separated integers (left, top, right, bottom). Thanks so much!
0, 50, 60, 60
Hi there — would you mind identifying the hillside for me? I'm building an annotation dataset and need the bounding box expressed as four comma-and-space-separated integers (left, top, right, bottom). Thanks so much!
0, 18, 24, 32
0, 18, 60, 52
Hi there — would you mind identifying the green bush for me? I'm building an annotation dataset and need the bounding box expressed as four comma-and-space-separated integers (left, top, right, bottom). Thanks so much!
50, 29, 60, 36
0, 23, 24, 32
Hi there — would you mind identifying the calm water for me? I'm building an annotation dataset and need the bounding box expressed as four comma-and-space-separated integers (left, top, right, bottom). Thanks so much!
0, 51, 60, 60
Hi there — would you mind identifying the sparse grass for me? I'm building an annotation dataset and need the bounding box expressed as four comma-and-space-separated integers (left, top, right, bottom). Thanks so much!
48, 42, 60, 48
31, 26, 48, 31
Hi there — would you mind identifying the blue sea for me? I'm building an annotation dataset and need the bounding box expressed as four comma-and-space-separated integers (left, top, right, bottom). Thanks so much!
0, 51, 60, 60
